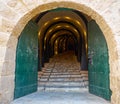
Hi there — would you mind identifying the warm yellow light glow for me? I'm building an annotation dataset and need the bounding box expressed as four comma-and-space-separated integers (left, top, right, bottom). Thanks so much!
54, 40, 58, 55
56, 25, 61, 28
65, 25, 70, 28
53, 17, 60, 20
44, 36, 47, 41
44, 22, 49, 26
38, 31, 41, 36
73, 28, 78, 32
52, 34, 57, 39
75, 20, 81, 26
65, 16, 71, 20
47, 29, 53, 34
86, 44, 88, 49
83, 30, 87, 37
49, 29, 53, 33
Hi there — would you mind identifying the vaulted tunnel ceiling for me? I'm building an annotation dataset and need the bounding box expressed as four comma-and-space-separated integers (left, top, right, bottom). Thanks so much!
33, 8, 89, 67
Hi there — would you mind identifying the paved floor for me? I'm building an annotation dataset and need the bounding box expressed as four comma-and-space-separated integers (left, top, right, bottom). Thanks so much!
11, 89, 110, 104
11, 52, 110, 104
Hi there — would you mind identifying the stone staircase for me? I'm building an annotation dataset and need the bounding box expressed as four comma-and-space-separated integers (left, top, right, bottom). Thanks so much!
38, 51, 88, 92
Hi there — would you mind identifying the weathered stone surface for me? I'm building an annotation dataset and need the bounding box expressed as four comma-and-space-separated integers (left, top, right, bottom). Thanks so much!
0, 18, 15, 33
0, 32, 10, 46
3, 0, 29, 15
0, 75, 14, 92
0, 61, 15, 76
0, 47, 7, 62
0, 1, 20, 22
0, 75, 14, 104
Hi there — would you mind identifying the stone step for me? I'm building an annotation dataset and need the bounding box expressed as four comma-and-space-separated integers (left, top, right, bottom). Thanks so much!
39, 76, 83, 80
38, 75, 88, 81
38, 84, 88, 88
43, 70, 80, 72
80, 71, 88, 74
38, 84, 88, 92
39, 79, 84, 82
39, 77, 84, 82
81, 74, 88, 77
44, 70, 80, 72
42, 73, 81, 76
41, 75, 83, 78
38, 79, 88, 82
38, 81, 88, 87
38, 72, 87, 78
43, 72, 80, 74
38, 86, 88, 92
42, 72, 80, 73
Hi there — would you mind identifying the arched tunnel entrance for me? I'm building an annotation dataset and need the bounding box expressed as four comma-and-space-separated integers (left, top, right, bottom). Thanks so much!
14, 8, 111, 102
37, 9, 87, 70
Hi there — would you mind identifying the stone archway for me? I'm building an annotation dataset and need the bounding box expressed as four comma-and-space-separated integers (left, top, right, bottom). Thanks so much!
0, 1, 120, 104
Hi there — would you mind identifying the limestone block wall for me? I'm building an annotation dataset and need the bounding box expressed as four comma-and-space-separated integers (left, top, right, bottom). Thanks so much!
0, 0, 120, 104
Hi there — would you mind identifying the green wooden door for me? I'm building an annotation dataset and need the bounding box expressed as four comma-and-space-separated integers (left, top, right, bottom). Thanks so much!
88, 20, 111, 100
14, 21, 38, 99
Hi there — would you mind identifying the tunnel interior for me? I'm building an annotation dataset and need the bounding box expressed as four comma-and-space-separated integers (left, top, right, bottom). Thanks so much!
33, 8, 89, 71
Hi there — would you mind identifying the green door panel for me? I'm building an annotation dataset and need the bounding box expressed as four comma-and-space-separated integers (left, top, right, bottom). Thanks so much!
14, 21, 38, 99
88, 20, 111, 100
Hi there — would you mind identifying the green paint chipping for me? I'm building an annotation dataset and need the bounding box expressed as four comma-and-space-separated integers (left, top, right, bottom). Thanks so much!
88, 20, 111, 100
14, 21, 38, 99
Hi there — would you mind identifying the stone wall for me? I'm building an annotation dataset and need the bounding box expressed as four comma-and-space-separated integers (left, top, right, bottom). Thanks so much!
0, 0, 120, 104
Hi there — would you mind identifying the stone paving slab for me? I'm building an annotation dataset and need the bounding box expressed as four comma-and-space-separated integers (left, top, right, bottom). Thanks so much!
11, 90, 110, 104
